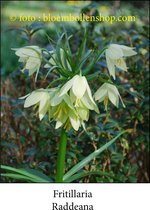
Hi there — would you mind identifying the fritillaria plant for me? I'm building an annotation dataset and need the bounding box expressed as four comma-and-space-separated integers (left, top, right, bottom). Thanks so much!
1, 31, 137, 183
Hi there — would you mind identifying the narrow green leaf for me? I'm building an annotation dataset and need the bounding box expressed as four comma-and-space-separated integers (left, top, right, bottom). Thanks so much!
77, 50, 93, 70
83, 47, 107, 75
1, 173, 38, 182
30, 27, 45, 36
86, 71, 100, 81
44, 66, 59, 79
45, 33, 56, 45
1, 165, 51, 182
63, 48, 74, 70
64, 171, 114, 183
75, 31, 87, 71
54, 47, 72, 77
63, 130, 126, 181
57, 32, 65, 46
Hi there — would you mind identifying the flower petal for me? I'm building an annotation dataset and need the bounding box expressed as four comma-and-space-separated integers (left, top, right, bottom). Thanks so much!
69, 110, 80, 131
51, 91, 63, 106
108, 88, 118, 107
19, 93, 30, 99
26, 57, 41, 69
107, 84, 121, 107
55, 121, 63, 129
24, 90, 44, 107
106, 44, 124, 59
84, 78, 96, 105
59, 77, 75, 96
77, 107, 89, 121
108, 84, 125, 108
94, 83, 107, 101
14, 46, 40, 58
115, 58, 128, 71
82, 91, 99, 113
72, 75, 87, 98
69, 116, 80, 131
119, 45, 137, 57
63, 94, 74, 110
39, 93, 49, 112
106, 51, 116, 79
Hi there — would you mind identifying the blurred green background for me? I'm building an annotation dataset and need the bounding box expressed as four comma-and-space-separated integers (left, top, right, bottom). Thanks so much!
1, 1, 149, 183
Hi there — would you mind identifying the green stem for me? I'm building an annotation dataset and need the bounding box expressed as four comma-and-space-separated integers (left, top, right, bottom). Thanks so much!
56, 128, 67, 182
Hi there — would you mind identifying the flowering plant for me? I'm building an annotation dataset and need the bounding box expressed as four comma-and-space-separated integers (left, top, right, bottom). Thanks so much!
1, 29, 137, 183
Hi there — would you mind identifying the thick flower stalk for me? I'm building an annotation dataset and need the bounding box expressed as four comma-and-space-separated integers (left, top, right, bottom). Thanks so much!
105, 44, 137, 79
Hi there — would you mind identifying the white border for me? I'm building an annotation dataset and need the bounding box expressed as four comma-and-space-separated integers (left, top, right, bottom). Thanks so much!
0, 184, 149, 210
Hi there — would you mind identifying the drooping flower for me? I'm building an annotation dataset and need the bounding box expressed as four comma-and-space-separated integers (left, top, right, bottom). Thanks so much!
12, 46, 42, 76
50, 89, 87, 131
59, 74, 99, 114
25, 74, 99, 131
21, 88, 52, 120
94, 83, 125, 110
50, 97, 80, 131
20, 87, 82, 131
50, 93, 92, 131
105, 44, 137, 79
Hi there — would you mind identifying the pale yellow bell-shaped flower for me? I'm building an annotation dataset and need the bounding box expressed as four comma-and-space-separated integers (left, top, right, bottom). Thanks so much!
94, 83, 125, 109
50, 101, 81, 131
51, 75, 99, 130
21, 88, 52, 120
12, 46, 42, 76
106, 44, 137, 79
69, 89, 97, 122
20, 87, 82, 131
49, 91, 81, 131
59, 75, 99, 114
